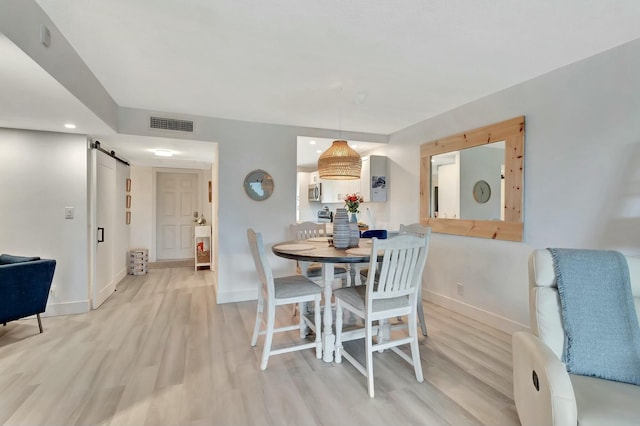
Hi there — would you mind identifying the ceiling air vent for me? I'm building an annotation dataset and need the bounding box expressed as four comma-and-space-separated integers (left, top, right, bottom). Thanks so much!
150, 116, 194, 132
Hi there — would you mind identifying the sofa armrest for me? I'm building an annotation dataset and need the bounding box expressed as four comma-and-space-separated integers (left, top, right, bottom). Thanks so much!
0, 259, 56, 323
512, 331, 577, 426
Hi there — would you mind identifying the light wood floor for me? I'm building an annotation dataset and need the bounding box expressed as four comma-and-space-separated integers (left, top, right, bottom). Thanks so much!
0, 267, 520, 425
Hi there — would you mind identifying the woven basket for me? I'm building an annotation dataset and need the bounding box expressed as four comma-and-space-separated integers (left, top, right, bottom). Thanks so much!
318, 140, 361, 179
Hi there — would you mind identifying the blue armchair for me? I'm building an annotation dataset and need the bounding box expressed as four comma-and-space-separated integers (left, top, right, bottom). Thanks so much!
0, 254, 56, 334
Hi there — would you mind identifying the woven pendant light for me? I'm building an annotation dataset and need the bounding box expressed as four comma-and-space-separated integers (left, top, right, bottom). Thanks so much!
317, 140, 362, 180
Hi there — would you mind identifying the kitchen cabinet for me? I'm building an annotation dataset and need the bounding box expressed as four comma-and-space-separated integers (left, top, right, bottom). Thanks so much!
312, 155, 387, 203
321, 178, 359, 203
360, 155, 387, 202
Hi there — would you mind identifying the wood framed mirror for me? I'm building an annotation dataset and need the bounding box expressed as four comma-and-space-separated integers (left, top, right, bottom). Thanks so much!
420, 116, 524, 241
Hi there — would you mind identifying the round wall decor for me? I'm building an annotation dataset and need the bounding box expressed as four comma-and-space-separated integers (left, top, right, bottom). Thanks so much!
243, 169, 274, 201
473, 180, 491, 203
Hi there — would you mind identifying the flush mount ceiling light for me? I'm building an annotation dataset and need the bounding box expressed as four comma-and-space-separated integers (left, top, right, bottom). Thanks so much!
64, 123, 76, 129
318, 140, 361, 180
154, 149, 174, 157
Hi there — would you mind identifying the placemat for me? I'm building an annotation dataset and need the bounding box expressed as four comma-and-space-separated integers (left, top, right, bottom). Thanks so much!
346, 247, 373, 256
274, 244, 315, 251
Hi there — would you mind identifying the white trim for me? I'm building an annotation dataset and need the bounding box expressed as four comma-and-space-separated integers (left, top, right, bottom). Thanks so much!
44, 299, 91, 317
425, 290, 529, 335
88, 142, 97, 308
216, 288, 257, 304
115, 268, 126, 284
94, 280, 116, 308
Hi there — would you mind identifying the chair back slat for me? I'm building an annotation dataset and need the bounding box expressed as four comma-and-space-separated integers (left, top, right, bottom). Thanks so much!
246, 228, 275, 299
366, 233, 430, 305
290, 222, 327, 240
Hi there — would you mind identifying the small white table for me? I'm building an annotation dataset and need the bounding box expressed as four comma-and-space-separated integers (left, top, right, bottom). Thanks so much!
194, 225, 212, 271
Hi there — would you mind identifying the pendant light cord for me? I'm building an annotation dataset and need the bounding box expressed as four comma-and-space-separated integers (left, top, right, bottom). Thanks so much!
338, 86, 343, 139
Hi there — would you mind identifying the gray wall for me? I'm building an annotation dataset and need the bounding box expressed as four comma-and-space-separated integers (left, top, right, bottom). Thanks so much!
459, 145, 503, 220
389, 37, 640, 331
118, 107, 387, 302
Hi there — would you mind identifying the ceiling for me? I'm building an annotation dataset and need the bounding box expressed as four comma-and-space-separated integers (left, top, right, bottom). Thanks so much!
0, 33, 113, 136
3, 1, 640, 166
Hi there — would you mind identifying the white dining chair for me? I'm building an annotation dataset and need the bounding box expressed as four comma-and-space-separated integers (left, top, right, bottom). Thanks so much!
247, 228, 322, 370
359, 224, 431, 336
289, 222, 350, 287
334, 233, 430, 397
398, 223, 431, 336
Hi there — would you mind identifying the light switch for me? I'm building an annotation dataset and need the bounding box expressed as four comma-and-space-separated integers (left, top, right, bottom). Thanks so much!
65, 207, 74, 219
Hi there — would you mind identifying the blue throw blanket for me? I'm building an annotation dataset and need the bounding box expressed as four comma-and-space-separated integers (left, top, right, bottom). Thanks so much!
549, 248, 640, 385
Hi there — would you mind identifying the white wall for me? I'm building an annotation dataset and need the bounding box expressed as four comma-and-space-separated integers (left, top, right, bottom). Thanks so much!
296, 172, 313, 222
0, 128, 90, 314
114, 161, 130, 280
129, 166, 154, 256
437, 163, 460, 219
389, 37, 640, 332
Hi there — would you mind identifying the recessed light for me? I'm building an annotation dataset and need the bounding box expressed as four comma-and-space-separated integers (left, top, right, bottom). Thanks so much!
351, 144, 358, 149
64, 123, 76, 129
154, 149, 173, 157
309, 140, 316, 145
316, 149, 323, 154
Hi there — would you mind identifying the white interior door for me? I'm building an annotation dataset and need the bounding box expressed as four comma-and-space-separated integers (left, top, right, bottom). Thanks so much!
95, 152, 115, 308
157, 172, 198, 260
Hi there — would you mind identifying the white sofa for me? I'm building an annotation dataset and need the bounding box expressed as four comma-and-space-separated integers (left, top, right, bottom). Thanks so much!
512, 249, 640, 426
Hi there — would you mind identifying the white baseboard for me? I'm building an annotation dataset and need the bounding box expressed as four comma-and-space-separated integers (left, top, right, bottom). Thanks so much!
115, 268, 126, 284
94, 280, 117, 309
425, 290, 529, 335
44, 299, 91, 317
216, 288, 257, 304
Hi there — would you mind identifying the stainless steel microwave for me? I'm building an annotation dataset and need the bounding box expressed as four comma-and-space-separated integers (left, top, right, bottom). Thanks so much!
308, 183, 321, 202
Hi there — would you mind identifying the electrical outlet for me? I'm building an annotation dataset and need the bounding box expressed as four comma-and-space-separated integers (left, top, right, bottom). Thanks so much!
456, 283, 464, 296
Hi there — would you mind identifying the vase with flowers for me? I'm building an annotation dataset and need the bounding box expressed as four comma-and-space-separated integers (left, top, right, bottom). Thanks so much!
344, 193, 363, 247
344, 193, 364, 223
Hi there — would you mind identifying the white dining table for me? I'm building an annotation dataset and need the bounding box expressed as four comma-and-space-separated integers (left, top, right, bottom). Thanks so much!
272, 238, 380, 362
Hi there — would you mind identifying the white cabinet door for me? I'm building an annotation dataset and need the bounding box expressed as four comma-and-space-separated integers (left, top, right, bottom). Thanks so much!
320, 179, 361, 203
320, 179, 337, 203
360, 155, 387, 202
